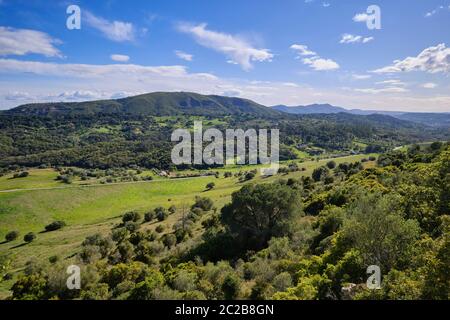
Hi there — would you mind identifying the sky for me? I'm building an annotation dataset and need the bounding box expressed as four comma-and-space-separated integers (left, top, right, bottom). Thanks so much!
0, 0, 449, 112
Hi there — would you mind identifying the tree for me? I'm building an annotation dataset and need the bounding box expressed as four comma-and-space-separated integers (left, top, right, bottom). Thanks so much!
128, 272, 165, 300
155, 207, 168, 221
168, 205, 177, 215
222, 274, 241, 300
326, 161, 336, 169
144, 211, 154, 222
122, 211, 141, 223
5, 231, 19, 242
24, 232, 36, 243
430, 141, 442, 151
11, 274, 49, 300
192, 196, 214, 211
206, 182, 215, 190
45, 221, 66, 232
343, 193, 420, 272
221, 182, 301, 250
162, 234, 177, 248
312, 166, 329, 182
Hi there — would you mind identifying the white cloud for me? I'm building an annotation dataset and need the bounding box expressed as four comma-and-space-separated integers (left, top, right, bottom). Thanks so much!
110, 54, 130, 62
177, 23, 273, 71
0, 59, 448, 112
291, 44, 339, 71
354, 87, 409, 94
302, 57, 339, 71
0, 58, 217, 80
290, 44, 316, 57
340, 34, 374, 44
322, 3, 330, 8
0, 26, 62, 57
376, 79, 407, 86
353, 13, 371, 23
425, 5, 446, 17
175, 50, 193, 61
372, 43, 450, 74
422, 82, 437, 89
352, 74, 372, 80
84, 11, 135, 42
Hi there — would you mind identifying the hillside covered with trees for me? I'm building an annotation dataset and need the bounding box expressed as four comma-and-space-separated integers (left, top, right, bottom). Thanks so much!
5, 142, 449, 300
0, 92, 447, 170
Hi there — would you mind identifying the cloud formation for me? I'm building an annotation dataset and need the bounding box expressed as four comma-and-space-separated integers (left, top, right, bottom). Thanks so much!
177, 23, 273, 71
422, 82, 437, 89
0, 57, 448, 112
340, 34, 374, 44
290, 44, 316, 57
353, 13, 371, 23
0, 26, 62, 57
372, 43, 450, 74
425, 5, 449, 17
175, 50, 193, 61
290, 44, 339, 71
85, 11, 135, 42
110, 54, 130, 62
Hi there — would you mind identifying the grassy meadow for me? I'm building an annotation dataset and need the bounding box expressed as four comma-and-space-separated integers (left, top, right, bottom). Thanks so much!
0, 153, 375, 298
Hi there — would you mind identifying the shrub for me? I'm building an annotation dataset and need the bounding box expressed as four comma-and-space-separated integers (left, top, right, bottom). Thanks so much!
192, 196, 214, 211
244, 171, 256, 181
48, 255, 59, 264
168, 205, 177, 215
222, 274, 241, 300
45, 221, 66, 232
206, 182, 215, 190
12, 171, 29, 179
5, 231, 19, 242
124, 221, 140, 232
324, 176, 334, 185
122, 211, 141, 223
144, 211, 154, 222
24, 232, 36, 243
326, 161, 336, 169
162, 234, 177, 249
312, 166, 329, 182
156, 208, 168, 222
155, 225, 165, 233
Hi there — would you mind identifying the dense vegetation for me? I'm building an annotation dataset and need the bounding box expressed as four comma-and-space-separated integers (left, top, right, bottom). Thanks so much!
0, 92, 447, 170
4, 142, 448, 300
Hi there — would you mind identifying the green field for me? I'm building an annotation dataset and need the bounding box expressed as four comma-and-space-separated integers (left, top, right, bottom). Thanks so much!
0, 153, 375, 298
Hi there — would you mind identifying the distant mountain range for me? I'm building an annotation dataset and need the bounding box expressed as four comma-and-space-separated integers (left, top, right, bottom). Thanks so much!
3, 92, 449, 128
5, 92, 280, 118
272, 104, 450, 127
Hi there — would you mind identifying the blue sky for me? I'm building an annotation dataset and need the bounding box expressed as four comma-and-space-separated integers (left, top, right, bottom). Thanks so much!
0, 0, 449, 111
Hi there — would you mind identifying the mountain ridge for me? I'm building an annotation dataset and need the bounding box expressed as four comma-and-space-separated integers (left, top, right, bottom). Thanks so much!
3, 91, 449, 127
272, 104, 450, 127
5, 92, 281, 118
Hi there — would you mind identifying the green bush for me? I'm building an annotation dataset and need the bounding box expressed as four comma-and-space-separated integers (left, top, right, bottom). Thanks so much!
122, 211, 141, 223
45, 221, 66, 232
5, 231, 19, 242
24, 232, 36, 243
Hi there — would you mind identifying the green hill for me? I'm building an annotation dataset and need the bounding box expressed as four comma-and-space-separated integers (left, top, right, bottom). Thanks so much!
6, 92, 281, 117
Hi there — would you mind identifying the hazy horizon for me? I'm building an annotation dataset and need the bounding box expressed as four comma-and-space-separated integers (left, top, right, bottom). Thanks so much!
2, 90, 450, 114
